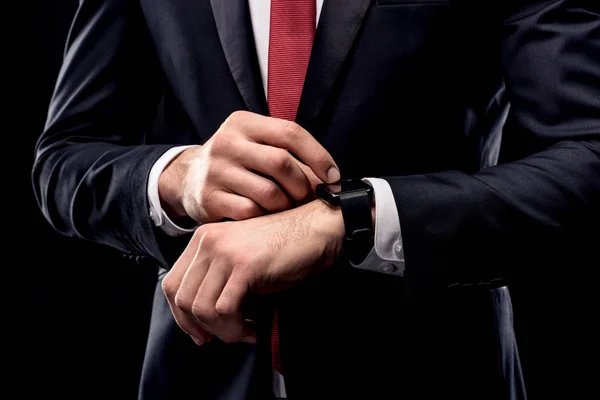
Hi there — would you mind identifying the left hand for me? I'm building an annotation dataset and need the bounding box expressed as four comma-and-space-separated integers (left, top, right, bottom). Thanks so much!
161, 200, 345, 345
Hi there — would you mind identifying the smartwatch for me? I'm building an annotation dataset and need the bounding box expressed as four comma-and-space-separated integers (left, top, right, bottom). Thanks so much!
316, 179, 374, 264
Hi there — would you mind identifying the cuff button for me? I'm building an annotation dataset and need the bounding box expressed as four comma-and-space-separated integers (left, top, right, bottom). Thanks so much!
380, 264, 396, 274
394, 242, 403, 255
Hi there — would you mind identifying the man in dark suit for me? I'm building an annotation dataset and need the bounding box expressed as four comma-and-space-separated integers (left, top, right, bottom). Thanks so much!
33, 0, 599, 399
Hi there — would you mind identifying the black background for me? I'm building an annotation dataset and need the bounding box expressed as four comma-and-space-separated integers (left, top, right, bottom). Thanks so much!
22, 1, 156, 398
21, 1, 596, 399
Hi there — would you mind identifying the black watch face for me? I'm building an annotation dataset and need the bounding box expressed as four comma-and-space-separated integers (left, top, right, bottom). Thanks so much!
322, 178, 371, 194
316, 178, 373, 205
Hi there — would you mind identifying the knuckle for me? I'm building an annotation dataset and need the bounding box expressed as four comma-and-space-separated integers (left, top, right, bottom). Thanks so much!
203, 158, 219, 179
230, 255, 251, 275
210, 134, 234, 153
269, 150, 294, 173
231, 257, 255, 281
161, 278, 176, 299
199, 194, 222, 222
174, 293, 194, 313
257, 181, 280, 201
221, 111, 248, 131
192, 225, 207, 240
282, 120, 304, 140
214, 300, 234, 317
191, 300, 215, 322
221, 114, 234, 129
220, 201, 237, 219
200, 229, 221, 248
229, 110, 248, 123
203, 198, 228, 223
235, 201, 260, 220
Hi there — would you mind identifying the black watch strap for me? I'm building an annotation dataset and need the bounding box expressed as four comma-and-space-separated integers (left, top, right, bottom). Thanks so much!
339, 190, 374, 264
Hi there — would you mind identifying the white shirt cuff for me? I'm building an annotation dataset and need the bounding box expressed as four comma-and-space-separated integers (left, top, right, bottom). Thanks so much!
351, 178, 405, 277
148, 146, 199, 237
272, 370, 287, 399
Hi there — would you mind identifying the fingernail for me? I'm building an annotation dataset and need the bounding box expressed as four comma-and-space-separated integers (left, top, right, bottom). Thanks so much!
191, 335, 204, 346
326, 167, 340, 183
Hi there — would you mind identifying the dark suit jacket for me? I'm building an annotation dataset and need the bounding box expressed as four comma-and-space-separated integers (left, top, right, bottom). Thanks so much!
33, 0, 599, 399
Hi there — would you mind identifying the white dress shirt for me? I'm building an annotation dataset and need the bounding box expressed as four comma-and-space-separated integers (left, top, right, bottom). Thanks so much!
147, 1, 405, 396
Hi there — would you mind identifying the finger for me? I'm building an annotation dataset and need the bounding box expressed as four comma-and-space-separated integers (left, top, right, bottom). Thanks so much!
215, 271, 257, 344
163, 228, 203, 290
222, 166, 293, 213
175, 242, 214, 317
295, 160, 323, 194
205, 191, 264, 221
162, 230, 210, 344
161, 228, 209, 345
239, 113, 340, 183
238, 142, 313, 204
168, 305, 210, 346
161, 230, 204, 316
193, 262, 243, 343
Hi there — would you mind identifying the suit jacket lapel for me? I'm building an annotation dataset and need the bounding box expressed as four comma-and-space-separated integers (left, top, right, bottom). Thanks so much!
296, 0, 372, 130
210, 0, 268, 115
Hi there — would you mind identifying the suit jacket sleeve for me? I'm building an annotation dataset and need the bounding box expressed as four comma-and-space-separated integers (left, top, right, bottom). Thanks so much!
32, 0, 184, 267
385, 0, 600, 286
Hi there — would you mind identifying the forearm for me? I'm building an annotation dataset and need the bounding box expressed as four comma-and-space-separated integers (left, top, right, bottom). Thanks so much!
33, 141, 180, 267
387, 139, 600, 285
29, 0, 189, 266
391, 0, 600, 286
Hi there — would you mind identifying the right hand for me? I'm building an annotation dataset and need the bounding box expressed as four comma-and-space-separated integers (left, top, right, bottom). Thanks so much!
159, 111, 340, 223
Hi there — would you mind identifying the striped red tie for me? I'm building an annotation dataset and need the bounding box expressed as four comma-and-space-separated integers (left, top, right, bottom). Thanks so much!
267, 0, 316, 375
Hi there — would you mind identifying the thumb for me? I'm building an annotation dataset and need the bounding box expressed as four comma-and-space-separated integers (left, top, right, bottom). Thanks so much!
295, 160, 324, 193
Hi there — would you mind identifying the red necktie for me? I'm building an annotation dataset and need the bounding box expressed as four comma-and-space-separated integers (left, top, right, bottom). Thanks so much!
267, 0, 316, 374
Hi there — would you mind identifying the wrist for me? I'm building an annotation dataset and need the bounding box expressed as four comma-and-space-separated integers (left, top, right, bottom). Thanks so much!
158, 145, 201, 219
307, 199, 345, 258
308, 199, 376, 265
